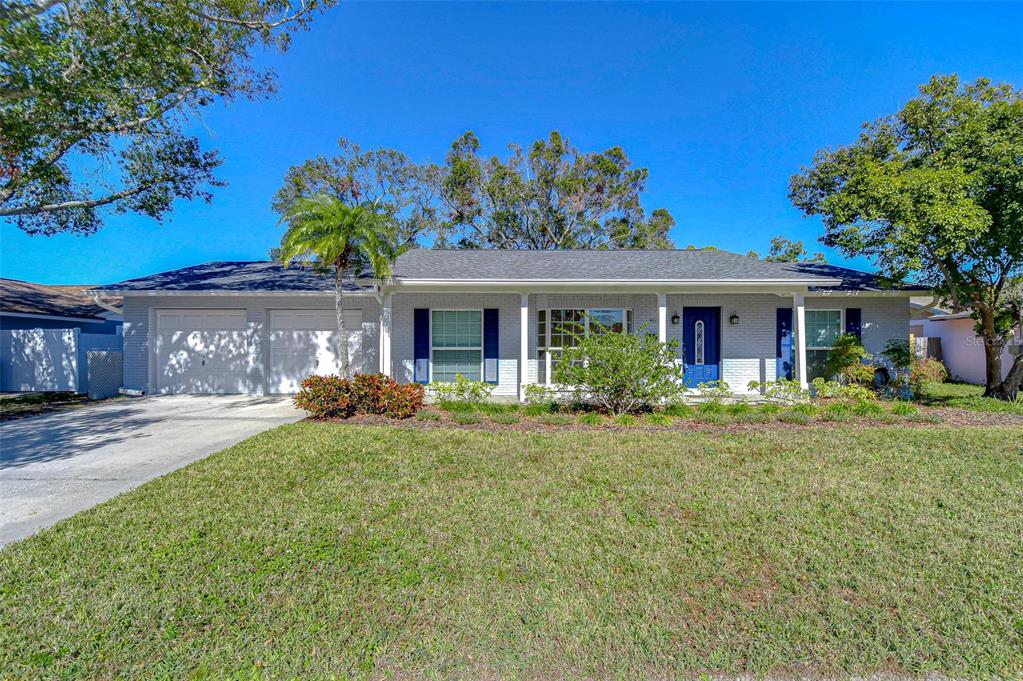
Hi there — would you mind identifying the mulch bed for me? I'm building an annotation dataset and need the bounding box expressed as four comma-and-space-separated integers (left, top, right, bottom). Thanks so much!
306, 404, 1021, 433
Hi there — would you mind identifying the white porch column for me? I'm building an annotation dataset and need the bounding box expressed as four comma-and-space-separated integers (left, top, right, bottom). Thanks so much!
657, 293, 667, 344
519, 293, 530, 400
794, 292, 808, 389
379, 292, 392, 376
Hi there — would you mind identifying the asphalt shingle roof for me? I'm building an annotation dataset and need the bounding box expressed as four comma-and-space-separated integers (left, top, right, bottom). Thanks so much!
0, 278, 122, 319
95, 250, 925, 293
390, 249, 835, 282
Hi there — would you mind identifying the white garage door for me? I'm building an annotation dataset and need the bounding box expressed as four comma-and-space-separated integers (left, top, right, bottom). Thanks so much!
156, 310, 251, 394
268, 309, 363, 394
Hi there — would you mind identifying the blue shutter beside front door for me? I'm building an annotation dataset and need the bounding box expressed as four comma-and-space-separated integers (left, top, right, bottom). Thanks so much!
413, 308, 430, 384
483, 308, 499, 384
845, 308, 862, 339
776, 308, 793, 380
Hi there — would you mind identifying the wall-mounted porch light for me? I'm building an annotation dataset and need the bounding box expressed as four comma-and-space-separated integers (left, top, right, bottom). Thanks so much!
729, 312, 740, 325
670, 312, 680, 325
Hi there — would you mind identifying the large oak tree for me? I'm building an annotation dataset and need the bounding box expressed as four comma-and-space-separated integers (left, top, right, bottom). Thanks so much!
790, 75, 1023, 399
438, 131, 676, 249
1, 0, 335, 235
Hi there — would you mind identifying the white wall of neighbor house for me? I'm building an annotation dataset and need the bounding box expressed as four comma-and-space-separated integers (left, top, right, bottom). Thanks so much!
388, 292, 523, 397
122, 294, 381, 394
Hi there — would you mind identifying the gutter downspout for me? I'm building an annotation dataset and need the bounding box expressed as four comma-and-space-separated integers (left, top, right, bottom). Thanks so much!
91, 292, 123, 316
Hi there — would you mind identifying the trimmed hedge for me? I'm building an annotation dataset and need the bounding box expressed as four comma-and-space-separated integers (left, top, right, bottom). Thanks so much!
294, 373, 425, 419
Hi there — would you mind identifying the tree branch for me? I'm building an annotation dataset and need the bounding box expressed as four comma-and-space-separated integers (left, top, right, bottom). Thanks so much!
0, 178, 167, 217
0, 0, 65, 24
186, 2, 310, 31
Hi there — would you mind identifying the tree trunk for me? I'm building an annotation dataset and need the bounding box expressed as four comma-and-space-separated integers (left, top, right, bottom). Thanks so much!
990, 353, 1023, 402
978, 303, 1022, 401
334, 256, 351, 378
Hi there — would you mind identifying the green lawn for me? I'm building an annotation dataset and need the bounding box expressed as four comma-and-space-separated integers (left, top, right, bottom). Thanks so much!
917, 381, 1023, 414
2, 424, 1021, 678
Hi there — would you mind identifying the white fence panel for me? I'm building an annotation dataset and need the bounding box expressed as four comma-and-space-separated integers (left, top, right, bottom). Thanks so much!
0, 329, 79, 392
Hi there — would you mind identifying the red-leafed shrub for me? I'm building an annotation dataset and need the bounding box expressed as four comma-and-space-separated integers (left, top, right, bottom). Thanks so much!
294, 373, 424, 419
293, 375, 355, 419
352, 373, 391, 414
380, 382, 425, 419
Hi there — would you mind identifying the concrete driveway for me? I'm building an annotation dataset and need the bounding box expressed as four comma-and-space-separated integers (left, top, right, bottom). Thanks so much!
0, 395, 302, 547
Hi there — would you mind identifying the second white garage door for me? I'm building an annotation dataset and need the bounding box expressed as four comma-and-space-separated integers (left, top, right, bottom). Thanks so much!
268, 309, 364, 394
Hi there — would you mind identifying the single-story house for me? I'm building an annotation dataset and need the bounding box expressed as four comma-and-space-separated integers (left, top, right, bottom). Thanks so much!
916, 310, 1021, 385
91, 249, 924, 398
0, 278, 122, 334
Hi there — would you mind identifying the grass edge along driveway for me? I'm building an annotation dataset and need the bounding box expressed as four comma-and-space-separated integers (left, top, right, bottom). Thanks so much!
1, 423, 1021, 678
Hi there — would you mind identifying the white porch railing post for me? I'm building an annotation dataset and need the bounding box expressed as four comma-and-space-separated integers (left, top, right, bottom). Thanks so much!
794, 293, 808, 389
657, 293, 667, 344
519, 293, 529, 401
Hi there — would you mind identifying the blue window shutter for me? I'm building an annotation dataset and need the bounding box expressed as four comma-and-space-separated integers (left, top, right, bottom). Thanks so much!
776, 308, 793, 381
483, 308, 499, 384
846, 308, 862, 339
413, 308, 430, 384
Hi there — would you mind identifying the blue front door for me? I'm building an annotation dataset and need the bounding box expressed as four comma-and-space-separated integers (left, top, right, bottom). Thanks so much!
683, 307, 720, 387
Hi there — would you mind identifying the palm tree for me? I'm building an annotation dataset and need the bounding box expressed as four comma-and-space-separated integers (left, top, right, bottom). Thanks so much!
278, 195, 395, 378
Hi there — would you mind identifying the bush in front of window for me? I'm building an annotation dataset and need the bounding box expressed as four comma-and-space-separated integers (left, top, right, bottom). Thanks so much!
823, 333, 874, 384
430, 373, 494, 407
695, 379, 733, 402
552, 326, 685, 416
523, 383, 557, 408
747, 379, 809, 404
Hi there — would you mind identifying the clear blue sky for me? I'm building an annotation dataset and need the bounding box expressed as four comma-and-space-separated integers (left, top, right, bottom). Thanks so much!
2, 1, 1021, 284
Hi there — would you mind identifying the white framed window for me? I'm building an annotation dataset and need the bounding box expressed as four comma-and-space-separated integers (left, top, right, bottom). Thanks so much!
805, 309, 843, 380
536, 308, 633, 385
431, 309, 482, 382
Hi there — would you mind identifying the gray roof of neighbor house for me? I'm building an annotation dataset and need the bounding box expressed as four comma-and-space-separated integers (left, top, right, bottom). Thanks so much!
94, 250, 926, 293
0, 278, 122, 319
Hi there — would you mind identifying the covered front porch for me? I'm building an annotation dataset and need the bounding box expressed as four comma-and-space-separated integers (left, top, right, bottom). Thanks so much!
375, 286, 819, 401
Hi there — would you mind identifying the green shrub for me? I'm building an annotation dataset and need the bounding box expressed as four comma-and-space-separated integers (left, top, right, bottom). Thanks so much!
552, 324, 684, 416
853, 400, 885, 417
748, 379, 810, 405
696, 379, 733, 402
577, 412, 604, 426
538, 413, 574, 426
824, 333, 872, 382
476, 402, 519, 416
889, 401, 918, 416
612, 414, 638, 426
430, 374, 494, 406
293, 375, 355, 419
452, 411, 483, 425
791, 402, 819, 417
734, 411, 772, 424
726, 402, 753, 416
491, 412, 521, 424
644, 412, 674, 427
415, 409, 441, 421
523, 402, 553, 417
697, 401, 725, 415
824, 401, 853, 417
523, 383, 557, 408
663, 402, 693, 418
811, 378, 877, 403
756, 403, 783, 415
912, 358, 949, 385
779, 409, 812, 424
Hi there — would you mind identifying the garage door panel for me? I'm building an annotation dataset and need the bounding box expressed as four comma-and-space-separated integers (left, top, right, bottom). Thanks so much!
156, 310, 251, 394
268, 310, 363, 394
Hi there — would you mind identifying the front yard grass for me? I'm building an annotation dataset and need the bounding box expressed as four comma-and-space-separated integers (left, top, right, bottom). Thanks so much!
2, 424, 1021, 677
917, 381, 1023, 414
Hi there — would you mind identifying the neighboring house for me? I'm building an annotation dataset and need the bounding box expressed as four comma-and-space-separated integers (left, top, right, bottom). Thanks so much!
918, 311, 1021, 385
0, 278, 123, 334
92, 250, 924, 398
0, 278, 124, 394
